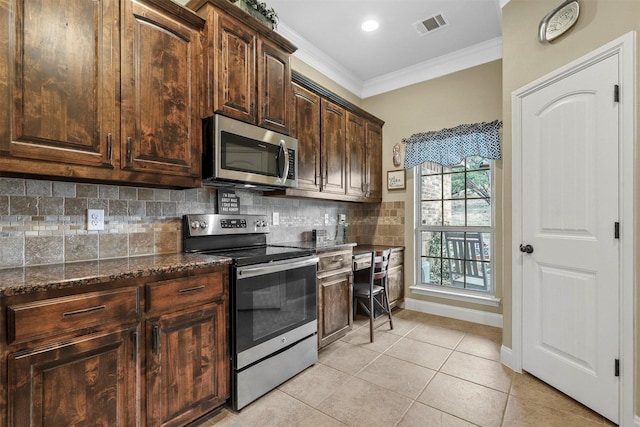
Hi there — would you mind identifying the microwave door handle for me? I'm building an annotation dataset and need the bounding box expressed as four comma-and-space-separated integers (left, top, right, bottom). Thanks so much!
278, 140, 290, 184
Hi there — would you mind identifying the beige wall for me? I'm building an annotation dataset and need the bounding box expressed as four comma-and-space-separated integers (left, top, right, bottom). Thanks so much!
362, 60, 503, 315
502, 0, 639, 416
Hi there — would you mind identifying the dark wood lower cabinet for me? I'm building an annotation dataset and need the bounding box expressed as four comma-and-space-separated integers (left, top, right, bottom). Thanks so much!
7, 326, 140, 427
146, 301, 228, 427
387, 248, 405, 308
317, 248, 353, 349
1, 266, 230, 427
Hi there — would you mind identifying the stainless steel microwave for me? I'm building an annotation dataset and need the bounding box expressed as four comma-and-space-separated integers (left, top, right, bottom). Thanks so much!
202, 114, 298, 190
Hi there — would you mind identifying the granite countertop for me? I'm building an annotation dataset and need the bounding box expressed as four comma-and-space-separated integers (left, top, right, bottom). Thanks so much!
0, 253, 232, 297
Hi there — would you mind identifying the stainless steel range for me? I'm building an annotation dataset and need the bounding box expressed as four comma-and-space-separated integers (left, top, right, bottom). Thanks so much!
183, 214, 318, 411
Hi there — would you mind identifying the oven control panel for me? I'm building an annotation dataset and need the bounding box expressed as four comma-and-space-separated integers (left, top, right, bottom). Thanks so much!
184, 214, 270, 236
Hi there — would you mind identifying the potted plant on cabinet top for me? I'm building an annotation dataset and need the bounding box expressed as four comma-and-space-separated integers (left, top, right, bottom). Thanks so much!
229, 0, 278, 29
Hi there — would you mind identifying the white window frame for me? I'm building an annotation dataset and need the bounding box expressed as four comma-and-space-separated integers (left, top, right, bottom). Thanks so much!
411, 159, 500, 307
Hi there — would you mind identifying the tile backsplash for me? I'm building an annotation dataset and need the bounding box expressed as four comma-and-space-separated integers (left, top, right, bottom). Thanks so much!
0, 177, 405, 269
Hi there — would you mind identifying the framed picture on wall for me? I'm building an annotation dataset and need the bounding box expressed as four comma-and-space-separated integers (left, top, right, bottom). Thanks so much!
387, 170, 406, 190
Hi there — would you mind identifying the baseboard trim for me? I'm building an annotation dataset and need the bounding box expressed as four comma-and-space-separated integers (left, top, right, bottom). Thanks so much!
403, 297, 503, 328
500, 345, 519, 372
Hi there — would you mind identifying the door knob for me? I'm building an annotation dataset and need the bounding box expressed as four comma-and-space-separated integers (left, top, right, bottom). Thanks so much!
519, 244, 534, 254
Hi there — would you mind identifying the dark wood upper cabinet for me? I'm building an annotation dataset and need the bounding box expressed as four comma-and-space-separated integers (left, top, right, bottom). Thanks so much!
214, 11, 256, 123
121, 0, 201, 180
3, 0, 118, 169
0, 0, 204, 187
191, 0, 295, 133
320, 99, 347, 196
258, 38, 291, 133
346, 112, 366, 199
365, 121, 383, 202
271, 72, 384, 203
291, 83, 321, 192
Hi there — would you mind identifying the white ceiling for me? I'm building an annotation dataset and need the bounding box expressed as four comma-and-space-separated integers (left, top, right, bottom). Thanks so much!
267, 0, 505, 98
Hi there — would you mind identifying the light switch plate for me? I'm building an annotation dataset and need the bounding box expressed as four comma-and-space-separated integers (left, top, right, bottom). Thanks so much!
324, 213, 329, 225
87, 209, 105, 231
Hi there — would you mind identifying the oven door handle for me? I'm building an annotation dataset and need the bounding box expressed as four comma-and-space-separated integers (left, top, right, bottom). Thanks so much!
236, 256, 319, 279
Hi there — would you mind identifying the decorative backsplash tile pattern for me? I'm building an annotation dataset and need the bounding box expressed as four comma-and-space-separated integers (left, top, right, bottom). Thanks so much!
0, 178, 405, 269
347, 201, 405, 247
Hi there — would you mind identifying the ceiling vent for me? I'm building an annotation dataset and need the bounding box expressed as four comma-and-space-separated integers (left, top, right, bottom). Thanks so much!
414, 13, 449, 36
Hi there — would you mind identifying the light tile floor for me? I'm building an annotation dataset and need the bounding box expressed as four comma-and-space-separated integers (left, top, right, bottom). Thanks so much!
193, 309, 616, 427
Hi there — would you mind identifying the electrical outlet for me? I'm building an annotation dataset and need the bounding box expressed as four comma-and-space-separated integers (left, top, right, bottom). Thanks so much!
87, 209, 105, 231
324, 213, 329, 225
339, 214, 346, 224
273, 212, 279, 226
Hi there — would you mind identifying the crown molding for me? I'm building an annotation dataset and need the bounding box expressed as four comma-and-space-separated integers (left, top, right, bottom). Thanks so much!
275, 22, 363, 97
362, 36, 503, 98
276, 23, 503, 99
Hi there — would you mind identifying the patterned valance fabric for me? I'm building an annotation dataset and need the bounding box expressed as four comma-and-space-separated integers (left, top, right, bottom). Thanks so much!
403, 120, 502, 168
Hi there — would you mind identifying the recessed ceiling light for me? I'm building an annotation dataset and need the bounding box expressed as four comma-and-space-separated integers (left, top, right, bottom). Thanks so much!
361, 20, 379, 32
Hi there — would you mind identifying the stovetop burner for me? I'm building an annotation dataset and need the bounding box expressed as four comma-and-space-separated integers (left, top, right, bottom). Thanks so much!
182, 214, 313, 265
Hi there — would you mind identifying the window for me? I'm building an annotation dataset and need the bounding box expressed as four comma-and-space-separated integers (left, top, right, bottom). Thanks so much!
416, 156, 494, 298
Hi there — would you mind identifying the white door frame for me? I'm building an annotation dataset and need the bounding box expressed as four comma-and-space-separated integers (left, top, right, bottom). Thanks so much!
510, 32, 636, 426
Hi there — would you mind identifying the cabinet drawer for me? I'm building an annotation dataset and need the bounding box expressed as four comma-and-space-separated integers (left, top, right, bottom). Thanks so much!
352, 256, 372, 271
390, 250, 404, 268
318, 250, 352, 273
7, 287, 139, 344
146, 273, 223, 313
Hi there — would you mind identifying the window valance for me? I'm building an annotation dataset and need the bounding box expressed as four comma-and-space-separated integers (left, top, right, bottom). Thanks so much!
403, 120, 502, 168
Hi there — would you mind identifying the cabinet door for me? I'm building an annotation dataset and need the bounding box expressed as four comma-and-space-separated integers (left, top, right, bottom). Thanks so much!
121, 0, 200, 180
214, 12, 256, 124
346, 112, 366, 199
291, 83, 321, 192
320, 99, 346, 195
3, 0, 118, 168
365, 121, 383, 202
318, 271, 352, 348
8, 326, 140, 427
387, 265, 404, 307
146, 301, 229, 427
258, 38, 290, 133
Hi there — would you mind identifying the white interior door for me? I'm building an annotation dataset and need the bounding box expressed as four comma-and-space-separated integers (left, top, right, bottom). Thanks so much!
520, 53, 620, 423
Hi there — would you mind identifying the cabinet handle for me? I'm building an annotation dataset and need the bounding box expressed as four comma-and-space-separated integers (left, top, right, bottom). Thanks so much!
132, 331, 138, 362
178, 285, 206, 294
62, 305, 106, 317
127, 137, 133, 163
153, 326, 161, 356
250, 103, 255, 117
107, 133, 113, 161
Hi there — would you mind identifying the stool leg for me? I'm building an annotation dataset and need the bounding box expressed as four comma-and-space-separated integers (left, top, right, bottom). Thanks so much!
369, 291, 374, 343
383, 282, 393, 330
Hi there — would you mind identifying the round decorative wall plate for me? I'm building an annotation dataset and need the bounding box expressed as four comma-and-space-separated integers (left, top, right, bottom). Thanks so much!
538, 0, 580, 43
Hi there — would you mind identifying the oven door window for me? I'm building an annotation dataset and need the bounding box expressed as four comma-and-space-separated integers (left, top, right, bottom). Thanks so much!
234, 263, 316, 354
